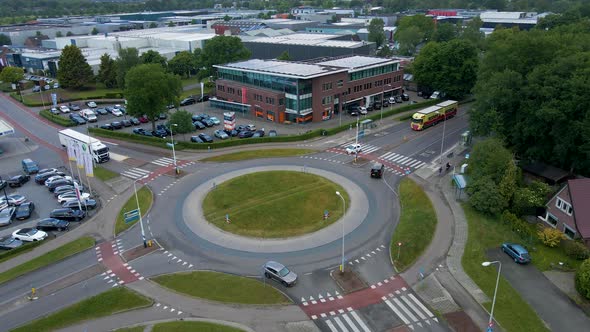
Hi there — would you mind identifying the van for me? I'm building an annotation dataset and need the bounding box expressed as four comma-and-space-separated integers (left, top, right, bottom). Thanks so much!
22, 159, 39, 174
370, 163, 385, 178
79, 109, 97, 122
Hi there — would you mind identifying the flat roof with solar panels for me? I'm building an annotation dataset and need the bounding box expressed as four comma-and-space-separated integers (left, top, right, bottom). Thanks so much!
214, 59, 347, 79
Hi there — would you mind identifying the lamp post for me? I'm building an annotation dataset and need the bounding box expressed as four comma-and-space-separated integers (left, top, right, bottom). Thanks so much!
439, 111, 447, 164
380, 83, 391, 124
482, 261, 501, 331
0, 175, 9, 204
133, 177, 147, 248
335, 191, 346, 272
170, 123, 178, 174
354, 116, 360, 162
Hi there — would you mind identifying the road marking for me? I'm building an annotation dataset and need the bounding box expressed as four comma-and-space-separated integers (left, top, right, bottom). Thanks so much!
350, 311, 371, 332
384, 298, 410, 325
342, 313, 361, 332
408, 293, 434, 317
393, 297, 418, 322
325, 319, 338, 332
402, 295, 426, 320
333, 316, 348, 331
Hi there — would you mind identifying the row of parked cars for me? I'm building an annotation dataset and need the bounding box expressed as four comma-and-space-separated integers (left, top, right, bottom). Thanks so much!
347, 94, 411, 116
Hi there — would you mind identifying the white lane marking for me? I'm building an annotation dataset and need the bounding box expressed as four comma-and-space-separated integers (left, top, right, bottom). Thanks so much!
402, 295, 427, 320
334, 316, 349, 331
325, 319, 339, 332
384, 299, 410, 325
350, 311, 371, 332
393, 297, 418, 322
342, 313, 361, 332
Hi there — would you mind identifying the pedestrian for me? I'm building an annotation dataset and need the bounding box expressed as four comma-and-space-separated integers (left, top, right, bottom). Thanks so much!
439, 166, 443, 175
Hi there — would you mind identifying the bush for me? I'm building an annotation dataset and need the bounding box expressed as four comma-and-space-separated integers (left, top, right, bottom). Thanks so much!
538, 227, 564, 247
575, 258, 590, 299
562, 240, 590, 260
39, 110, 76, 127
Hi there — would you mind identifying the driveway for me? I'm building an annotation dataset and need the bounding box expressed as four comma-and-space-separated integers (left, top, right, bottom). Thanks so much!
487, 248, 590, 331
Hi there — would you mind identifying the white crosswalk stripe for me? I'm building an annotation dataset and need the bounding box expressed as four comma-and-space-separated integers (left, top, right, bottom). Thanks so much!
333, 317, 348, 331
384, 299, 411, 325
325, 319, 339, 332
378, 152, 425, 169
381, 291, 439, 328
121, 167, 151, 180
151, 157, 175, 167
341, 313, 361, 332
350, 310, 371, 332
324, 311, 372, 332
341, 142, 381, 154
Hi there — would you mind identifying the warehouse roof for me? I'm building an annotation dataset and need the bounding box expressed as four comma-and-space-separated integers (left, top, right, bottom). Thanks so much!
215, 59, 347, 79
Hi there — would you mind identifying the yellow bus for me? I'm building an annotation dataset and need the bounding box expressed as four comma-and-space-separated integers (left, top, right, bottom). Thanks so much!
410, 100, 458, 131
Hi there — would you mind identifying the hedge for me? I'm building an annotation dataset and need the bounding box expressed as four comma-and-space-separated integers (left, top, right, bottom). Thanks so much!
10, 92, 124, 107
39, 109, 76, 127
0, 240, 44, 264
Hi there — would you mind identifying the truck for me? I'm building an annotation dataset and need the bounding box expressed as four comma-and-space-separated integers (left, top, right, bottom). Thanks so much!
410, 100, 458, 131
58, 129, 110, 163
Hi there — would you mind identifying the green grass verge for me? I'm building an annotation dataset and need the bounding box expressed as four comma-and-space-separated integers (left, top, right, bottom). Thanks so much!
16, 83, 123, 106
0, 236, 95, 285
10, 287, 152, 332
0, 240, 44, 264
153, 321, 245, 332
181, 77, 201, 87
462, 204, 550, 332
113, 327, 145, 332
152, 271, 290, 305
200, 149, 315, 162
115, 186, 153, 236
390, 178, 437, 271
203, 171, 349, 238
93, 166, 119, 181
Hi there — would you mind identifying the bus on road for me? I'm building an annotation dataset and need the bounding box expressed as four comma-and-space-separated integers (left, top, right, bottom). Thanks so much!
410, 100, 458, 131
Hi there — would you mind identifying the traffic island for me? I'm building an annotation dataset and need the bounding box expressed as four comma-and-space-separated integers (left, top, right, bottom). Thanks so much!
121, 241, 161, 262
330, 268, 367, 294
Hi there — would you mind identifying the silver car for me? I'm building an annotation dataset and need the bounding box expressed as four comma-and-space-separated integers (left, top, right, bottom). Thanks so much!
263, 261, 298, 287
0, 207, 16, 226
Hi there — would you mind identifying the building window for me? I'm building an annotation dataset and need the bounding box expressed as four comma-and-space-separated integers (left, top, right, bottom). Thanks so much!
546, 213, 558, 227
556, 198, 573, 216
218, 85, 225, 92
564, 225, 576, 239
237, 89, 242, 96
322, 82, 333, 91
265, 97, 275, 105
267, 111, 275, 121
322, 95, 333, 105
279, 98, 284, 105
337, 80, 343, 87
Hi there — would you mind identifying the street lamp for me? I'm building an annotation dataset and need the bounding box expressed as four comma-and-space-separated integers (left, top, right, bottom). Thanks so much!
169, 123, 179, 174
439, 111, 447, 165
354, 116, 360, 162
482, 261, 501, 331
133, 177, 148, 248
335, 191, 346, 272
0, 175, 9, 204
380, 83, 391, 124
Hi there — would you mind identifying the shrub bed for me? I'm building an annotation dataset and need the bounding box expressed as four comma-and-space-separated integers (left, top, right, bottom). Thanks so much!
39, 109, 76, 127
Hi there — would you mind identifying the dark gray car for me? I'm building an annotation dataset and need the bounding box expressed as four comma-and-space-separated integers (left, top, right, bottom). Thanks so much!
263, 261, 298, 287
0, 207, 16, 226
0, 236, 23, 250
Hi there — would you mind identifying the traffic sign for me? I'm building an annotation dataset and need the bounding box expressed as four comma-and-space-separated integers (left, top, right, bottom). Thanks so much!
124, 209, 140, 224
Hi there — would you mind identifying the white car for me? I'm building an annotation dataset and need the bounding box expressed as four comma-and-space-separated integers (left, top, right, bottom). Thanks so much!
53, 82, 59, 89
45, 175, 72, 187
114, 104, 122, 109
111, 108, 123, 117
358, 106, 368, 115
57, 192, 90, 204
345, 144, 362, 155
59, 105, 70, 113
12, 228, 48, 242
86, 101, 97, 108
209, 117, 221, 125
0, 194, 27, 206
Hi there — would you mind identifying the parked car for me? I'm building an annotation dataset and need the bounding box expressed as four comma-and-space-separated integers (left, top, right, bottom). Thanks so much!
180, 97, 196, 106
202, 118, 215, 127
69, 104, 81, 111
395, 95, 403, 103
238, 130, 254, 138
129, 117, 140, 125
214, 130, 229, 140
7, 174, 30, 187
158, 113, 167, 120
48, 179, 76, 192
45, 175, 72, 187
382, 100, 390, 108
53, 184, 84, 197
254, 129, 265, 137
53, 82, 59, 89
100, 124, 114, 130
0, 207, 16, 226
121, 119, 132, 127
0, 236, 23, 250
198, 113, 210, 120
236, 124, 248, 132
59, 105, 70, 113
110, 121, 123, 129
133, 128, 147, 135
138, 115, 149, 123
111, 108, 123, 117
190, 136, 204, 143
35, 171, 65, 184
198, 133, 213, 143
192, 115, 203, 122
388, 96, 396, 104
345, 144, 362, 155
152, 129, 167, 138
501, 243, 531, 264
263, 261, 298, 287
0, 194, 27, 206
401, 93, 410, 101
246, 124, 256, 131
268, 130, 278, 137
95, 108, 108, 115
69, 114, 87, 125
62, 199, 97, 210
224, 129, 238, 137
357, 106, 368, 115
197, 95, 209, 102
22, 158, 39, 174
347, 108, 359, 116
15, 201, 35, 220
79, 109, 97, 122
36, 218, 70, 231
49, 208, 85, 221
366, 104, 374, 112
32, 86, 41, 92
50, 107, 60, 115
57, 192, 90, 204
156, 124, 171, 135
86, 101, 97, 108
370, 163, 385, 178
372, 102, 382, 110
209, 116, 221, 125
38, 168, 58, 175
193, 121, 205, 130
12, 228, 48, 242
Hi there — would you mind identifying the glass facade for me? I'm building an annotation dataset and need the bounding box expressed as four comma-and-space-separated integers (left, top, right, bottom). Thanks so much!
349, 63, 399, 81
210, 99, 250, 115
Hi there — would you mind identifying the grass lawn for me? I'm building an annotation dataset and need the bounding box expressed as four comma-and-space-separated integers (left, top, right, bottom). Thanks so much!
20, 83, 123, 104
153, 321, 245, 332
93, 166, 119, 181
0, 236, 95, 285
11, 287, 152, 332
202, 171, 349, 238
181, 77, 202, 87
115, 186, 153, 236
462, 204, 550, 332
152, 271, 290, 305
390, 178, 437, 271
201, 149, 315, 162
113, 327, 145, 332
180, 85, 212, 99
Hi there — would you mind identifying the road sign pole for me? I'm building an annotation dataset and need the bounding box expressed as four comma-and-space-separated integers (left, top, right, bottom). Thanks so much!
133, 179, 147, 248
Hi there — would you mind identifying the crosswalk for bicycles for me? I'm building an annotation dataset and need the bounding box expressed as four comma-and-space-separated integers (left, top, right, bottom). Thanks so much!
121, 167, 152, 180
151, 157, 176, 167
378, 152, 425, 169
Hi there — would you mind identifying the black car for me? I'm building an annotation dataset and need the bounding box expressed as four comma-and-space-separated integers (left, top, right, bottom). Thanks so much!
53, 185, 77, 197
130, 117, 140, 125
180, 97, 196, 106
62, 199, 97, 210
156, 124, 171, 135
69, 103, 81, 111
15, 201, 35, 220
152, 129, 167, 138
0, 236, 23, 250
193, 121, 205, 130
372, 102, 382, 110
190, 136, 204, 143
121, 120, 132, 127
238, 130, 254, 138
47, 179, 75, 192
253, 130, 265, 137
111, 121, 123, 129
370, 163, 385, 178
100, 124, 114, 130
236, 124, 248, 132
224, 129, 238, 137
401, 93, 410, 101
202, 119, 215, 127
69, 114, 87, 125
198, 133, 213, 143
96, 108, 109, 115
382, 100, 389, 107
198, 113, 210, 120
36, 218, 69, 231
7, 174, 30, 188
49, 208, 85, 221
35, 171, 66, 184
191, 115, 203, 122
197, 95, 209, 102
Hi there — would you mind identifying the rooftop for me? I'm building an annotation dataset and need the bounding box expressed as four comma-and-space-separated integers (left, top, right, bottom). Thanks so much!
215, 59, 347, 79
315, 55, 398, 70
246, 33, 367, 48
568, 179, 590, 239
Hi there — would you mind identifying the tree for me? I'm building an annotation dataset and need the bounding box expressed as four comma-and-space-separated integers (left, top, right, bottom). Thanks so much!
538, 228, 564, 247
56, 45, 94, 90
115, 47, 140, 89
467, 176, 507, 215
91, 27, 99, 35
432, 23, 458, 42
168, 51, 195, 78
412, 39, 478, 99
395, 26, 423, 55
167, 21, 175, 27
140, 50, 167, 68
66, 31, 73, 36
149, 22, 158, 28
276, 51, 291, 61
223, 15, 231, 21
55, 31, 63, 37
368, 18, 386, 48
576, 258, 590, 300
97, 53, 117, 88
169, 110, 195, 138
461, 18, 484, 49
511, 181, 550, 216
0, 33, 11, 45
199, 36, 251, 76
125, 64, 182, 131
396, 15, 435, 41
470, 138, 514, 183
0, 66, 23, 84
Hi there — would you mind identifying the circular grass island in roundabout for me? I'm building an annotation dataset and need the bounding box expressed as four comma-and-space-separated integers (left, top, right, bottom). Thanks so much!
202, 171, 350, 238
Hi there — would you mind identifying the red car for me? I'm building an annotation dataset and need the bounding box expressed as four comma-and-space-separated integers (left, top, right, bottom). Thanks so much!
138, 115, 149, 123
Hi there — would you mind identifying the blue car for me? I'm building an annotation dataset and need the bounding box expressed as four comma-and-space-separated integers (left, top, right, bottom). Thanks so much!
501, 243, 531, 264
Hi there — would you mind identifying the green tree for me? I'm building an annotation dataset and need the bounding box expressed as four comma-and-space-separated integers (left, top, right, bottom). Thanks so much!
0, 66, 23, 84
432, 23, 458, 42
168, 51, 195, 78
470, 138, 514, 183
55, 31, 63, 37
167, 21, 175, 27
140, 50, 167, 68
223, 15, 231, 21
512, 181, 550, 216
276, 51, 291, 61
412, 39, 478, 99
395, 26, 423, 55
200, 36, 251, 76
461, 17, 485, 49
97, 53, 117, 88
397, 14, 435, 41
169, 110, 195, 137
0, 33, 11, 45
91, 27, 99, 35
125, 64, 182, 131
66, 31, 73, 36
467, 176, 507, 215
115, 47, 140, 89
368, 18, 386, 48
576, 258, 590, 300
56, 45, 94, 90
149, 22, 158, 28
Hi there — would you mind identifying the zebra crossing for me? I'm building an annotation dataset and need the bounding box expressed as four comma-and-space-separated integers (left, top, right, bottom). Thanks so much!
381, 289, 439, 330
121, 167, 152, 180
378, 152, 426, 169
321, 308, 372, 332
151, 157, 176, 167
340, 141, 381, 154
